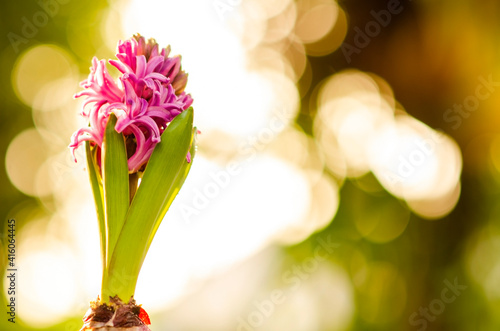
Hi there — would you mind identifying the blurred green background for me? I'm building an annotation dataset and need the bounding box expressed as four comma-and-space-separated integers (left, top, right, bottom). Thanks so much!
0, 0, 498, 330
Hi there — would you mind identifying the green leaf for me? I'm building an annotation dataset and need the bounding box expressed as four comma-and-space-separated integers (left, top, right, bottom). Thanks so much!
85, 141, 105, 271
102, 114, 129, 268
102, 108, 193, 301
145, 127, 197, 253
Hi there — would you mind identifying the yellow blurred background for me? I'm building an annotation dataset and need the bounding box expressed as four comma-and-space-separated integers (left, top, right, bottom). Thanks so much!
0, 0, 498, 330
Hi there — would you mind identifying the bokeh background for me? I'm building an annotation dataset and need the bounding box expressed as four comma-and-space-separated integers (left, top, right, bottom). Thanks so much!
0, 0, 497, 330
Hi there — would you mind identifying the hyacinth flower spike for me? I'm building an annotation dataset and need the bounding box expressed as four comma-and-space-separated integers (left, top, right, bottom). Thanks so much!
70, 35, 196, 331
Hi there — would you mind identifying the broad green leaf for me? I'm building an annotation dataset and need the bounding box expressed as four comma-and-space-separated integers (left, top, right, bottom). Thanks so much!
86, 141, 105, 270
145, 128, 197, 253
102, 114, 129, 268
102, 108, 193, 301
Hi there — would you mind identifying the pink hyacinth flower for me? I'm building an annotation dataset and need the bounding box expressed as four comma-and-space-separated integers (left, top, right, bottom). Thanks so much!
70, 34, 193, 173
